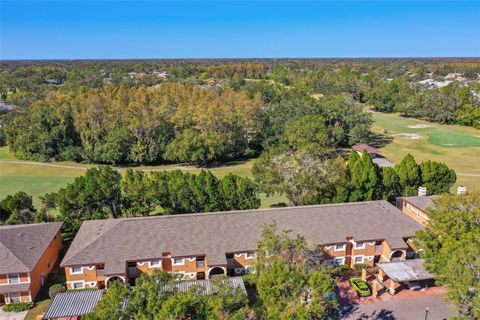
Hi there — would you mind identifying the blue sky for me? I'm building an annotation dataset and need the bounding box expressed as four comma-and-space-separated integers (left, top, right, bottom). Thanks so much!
1, 1, 479, 59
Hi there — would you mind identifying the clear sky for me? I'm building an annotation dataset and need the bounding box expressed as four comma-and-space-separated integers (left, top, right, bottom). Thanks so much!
1, 1, 479, 59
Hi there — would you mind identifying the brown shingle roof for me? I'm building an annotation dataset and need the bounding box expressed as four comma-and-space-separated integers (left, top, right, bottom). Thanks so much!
61, 201, 422, 274
0, 222, 63, 274
352, 144, 380, 155
403, 195, 437, 212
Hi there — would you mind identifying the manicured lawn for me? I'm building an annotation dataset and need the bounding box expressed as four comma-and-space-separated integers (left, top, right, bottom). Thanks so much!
370, 111, 480, 191
0, 146, 15, 159
0, 154, 288, 208
25, 299, 51, 320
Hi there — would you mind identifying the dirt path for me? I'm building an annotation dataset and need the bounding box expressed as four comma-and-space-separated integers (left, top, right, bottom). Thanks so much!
0, 160, 251, 173
1, 160, 478, 177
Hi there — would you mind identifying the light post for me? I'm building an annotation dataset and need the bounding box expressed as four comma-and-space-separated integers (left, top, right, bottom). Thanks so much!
424, 307, 429, 320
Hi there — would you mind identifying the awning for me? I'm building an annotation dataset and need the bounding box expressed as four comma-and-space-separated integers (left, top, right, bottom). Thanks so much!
0, 283, 30, 294
44, 289, 104, 319
377, 259, 434, 282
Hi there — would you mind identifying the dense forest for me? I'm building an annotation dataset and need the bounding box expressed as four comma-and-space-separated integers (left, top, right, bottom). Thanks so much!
1, 59, 479, 165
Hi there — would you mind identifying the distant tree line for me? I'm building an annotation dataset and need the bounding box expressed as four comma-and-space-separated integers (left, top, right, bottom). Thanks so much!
367, 78, 480, 128
2, 81, 371, 165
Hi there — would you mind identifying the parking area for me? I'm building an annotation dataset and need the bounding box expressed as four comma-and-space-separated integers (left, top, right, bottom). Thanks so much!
339, 294, 457, 320
337, 278, 446, 306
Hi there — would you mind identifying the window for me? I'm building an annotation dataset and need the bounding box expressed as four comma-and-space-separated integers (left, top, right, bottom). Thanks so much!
355, 242, 366, 249
333, 257, 345, 266
246, 252, 256, 259
334, 244, 346, 252
150, 260, 161, 268
9, 292, 21, 303
354, 256, 364, 264
172, 258, 184, 266
72, 282, 84, 289
70, 266, 83, 274
7, 274, 20, 284
127, 262, 137, 268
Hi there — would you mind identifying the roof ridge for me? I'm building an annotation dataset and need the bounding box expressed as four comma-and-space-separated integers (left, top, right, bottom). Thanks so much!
61, 220, 122, 265
85, 200, 390, 224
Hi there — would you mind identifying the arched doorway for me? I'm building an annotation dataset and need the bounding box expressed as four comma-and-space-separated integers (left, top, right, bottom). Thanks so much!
208, 267, 225, 278
105, 275, 125, 288
390, 250, 404, 262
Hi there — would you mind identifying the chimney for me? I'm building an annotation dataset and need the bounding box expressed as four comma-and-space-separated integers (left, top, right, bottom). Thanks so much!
418, 186, 427, 196
457, 185, 467, 195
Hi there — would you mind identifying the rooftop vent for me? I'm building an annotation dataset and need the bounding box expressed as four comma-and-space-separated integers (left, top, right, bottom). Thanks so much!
457, 185, 467, 195
418, 186, 427, 197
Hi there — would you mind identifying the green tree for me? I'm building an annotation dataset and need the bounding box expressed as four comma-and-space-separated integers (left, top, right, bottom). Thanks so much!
52, 166, 122, 236
394, 153, 421, 196
348, 151, 381, 202
220, 174, 261, 210
121, 169, 156, 217
419, 160, 456, 194
254, 224, 337, 319
0, 191, 36, 224
253, 149, 348, 206
415, 193, 480, 318
381, 167, 401, 203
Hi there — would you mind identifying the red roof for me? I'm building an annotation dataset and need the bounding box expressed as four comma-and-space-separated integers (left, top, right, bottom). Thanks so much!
352, 144, 380, 154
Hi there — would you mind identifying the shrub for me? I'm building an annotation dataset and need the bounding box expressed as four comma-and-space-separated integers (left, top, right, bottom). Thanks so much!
49, 283, 66, 298
3, 302, 34, 312
353, 263, 370, 270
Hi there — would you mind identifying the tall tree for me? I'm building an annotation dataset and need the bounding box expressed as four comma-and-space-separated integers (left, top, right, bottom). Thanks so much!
394, 153, 421, 196
53, 166, 122, 235
254, 224, 338, 319
415, 193, 480, 318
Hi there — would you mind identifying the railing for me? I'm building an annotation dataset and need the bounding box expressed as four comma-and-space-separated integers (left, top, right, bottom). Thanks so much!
196, 261, 205, 268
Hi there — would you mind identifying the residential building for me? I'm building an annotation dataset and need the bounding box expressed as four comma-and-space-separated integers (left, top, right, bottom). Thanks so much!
0, 222, 63, 304
399, 195, 436, 225
352, 144, 394, 167
352, 144, 381, 158
61, 201, 422, 290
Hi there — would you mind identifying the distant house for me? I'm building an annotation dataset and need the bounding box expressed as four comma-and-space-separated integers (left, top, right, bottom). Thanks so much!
0, 223, 63, 305
352, 144, 381, 158
352, 144, 394, 167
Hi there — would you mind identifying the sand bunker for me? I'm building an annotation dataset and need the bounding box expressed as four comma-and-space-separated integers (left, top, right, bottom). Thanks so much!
408, 124, 430, 129
395, 133, 421, 139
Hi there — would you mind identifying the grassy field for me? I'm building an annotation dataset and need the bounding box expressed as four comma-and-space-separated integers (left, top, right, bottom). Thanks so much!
371, 111, 480, 191
2, 112, 479, 208
0, 148, 287, 208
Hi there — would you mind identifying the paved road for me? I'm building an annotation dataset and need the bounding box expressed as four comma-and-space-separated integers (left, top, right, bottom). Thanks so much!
340, 295, 457, 320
